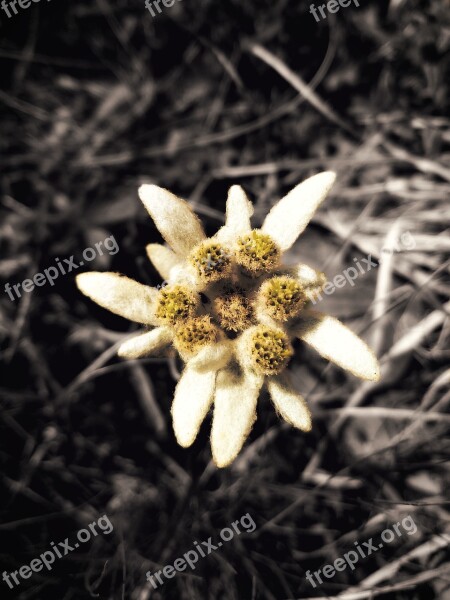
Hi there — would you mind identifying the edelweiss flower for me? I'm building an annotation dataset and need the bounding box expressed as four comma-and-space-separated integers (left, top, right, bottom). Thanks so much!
76, 172, 380, 468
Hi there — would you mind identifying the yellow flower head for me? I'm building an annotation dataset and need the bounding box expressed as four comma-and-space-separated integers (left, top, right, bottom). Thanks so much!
257, 276, 307, 322
174, 316, 221, 359
189, 240, 232, 283
244, 325, 293, 376
155, 284, 198, 325
212, 287, 254, 332
235, 230, 281, 276
76, 173, 380, 468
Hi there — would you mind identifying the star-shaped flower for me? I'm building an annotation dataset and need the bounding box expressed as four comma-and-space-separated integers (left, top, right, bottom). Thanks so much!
76, 172, 380, 468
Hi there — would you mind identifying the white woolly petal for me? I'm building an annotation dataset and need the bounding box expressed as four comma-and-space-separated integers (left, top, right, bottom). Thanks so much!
294, 310, 380, 381
295, 263, 326, 288
235, 328, 253, 372
267, 374, 312, 432
171, 367, 216, 448
167, 263, 199, 289
211, 369, 263, 468
118, 327, 173, 359
253, 304, 280, 328
281, 263, 326, 300
146, 244, 182, 280
139, 184, 206, 256
188, 340, 233, 372
76, 272, 158, 325
215, 185, 253, 244
262, 172, 336, 251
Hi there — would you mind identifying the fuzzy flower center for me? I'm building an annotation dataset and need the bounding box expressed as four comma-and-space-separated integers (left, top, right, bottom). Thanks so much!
213, 289, 254, 332
249, 326, 293, 375
174, 316, 221, 356
155, 285, 198, 325
235, 230, 280, 276
259, 276, 306, 321
189, 241, 231, 283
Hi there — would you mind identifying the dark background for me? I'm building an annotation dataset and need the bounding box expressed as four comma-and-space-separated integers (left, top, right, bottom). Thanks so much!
1, 0, 450, 598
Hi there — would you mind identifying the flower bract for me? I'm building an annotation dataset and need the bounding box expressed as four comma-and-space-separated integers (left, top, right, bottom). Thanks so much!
76, 172, 380, 468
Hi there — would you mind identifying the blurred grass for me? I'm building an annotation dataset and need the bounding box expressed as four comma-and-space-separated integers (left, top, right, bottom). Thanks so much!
1, 0, 450, 599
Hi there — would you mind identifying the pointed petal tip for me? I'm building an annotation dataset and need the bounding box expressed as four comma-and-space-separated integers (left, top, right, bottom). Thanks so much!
172, 424, 197, 449
321, 170, 337, 183
212, 454, 233, 469
261, 171, 337, 252
75, 271, 100, 291
138, 183, 206, 255
138, 184, 174, 212
179, 439, 194, 449
365, 361, 381, 382
210, 369, 261, 469
76, 272, 158, 325
268, 375, 312, 432
76, 272, 120, 300
117, 328, 172, 359
171, 368, 216, 450
145, 243, 182, 280
117, 344, 135, 359
228, 184, 252, 205
138, 183, 159, 201
305, 170, 337, 194
351, 347, 381, 382
215, 185, 253, 245
296, 312, 381, 382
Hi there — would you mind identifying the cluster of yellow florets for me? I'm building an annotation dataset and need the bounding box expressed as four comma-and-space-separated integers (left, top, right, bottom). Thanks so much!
174, 316, 221, 357
189, 241, 232, 283
153, 230, 314, 372
235, 230, 280, 276
247, 326, 293, 375
258, 276, 306, 321
213, 288, 254, 332
155, 285, 198, 325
